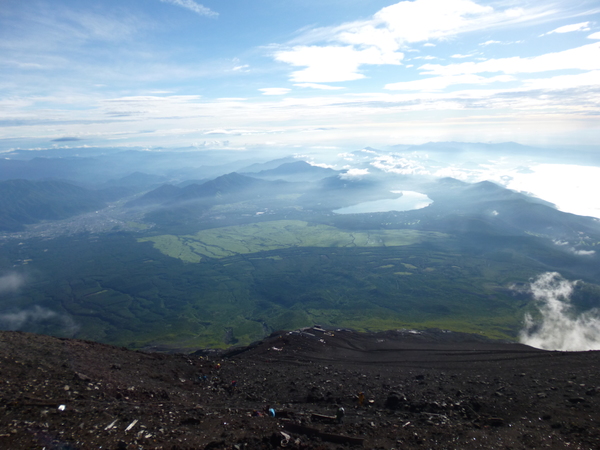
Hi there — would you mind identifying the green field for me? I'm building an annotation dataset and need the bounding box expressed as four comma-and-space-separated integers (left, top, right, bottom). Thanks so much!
3, 213, 600, 350
139, 220, 447, 261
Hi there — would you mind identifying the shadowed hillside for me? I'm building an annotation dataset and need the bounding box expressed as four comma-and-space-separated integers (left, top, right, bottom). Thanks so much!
0, 179, 121, 231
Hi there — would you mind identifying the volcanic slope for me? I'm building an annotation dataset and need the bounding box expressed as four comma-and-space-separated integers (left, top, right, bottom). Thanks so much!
2, 328, 600, 449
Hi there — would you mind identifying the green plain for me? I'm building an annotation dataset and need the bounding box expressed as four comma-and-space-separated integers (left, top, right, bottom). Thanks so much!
139, 220, 446, 262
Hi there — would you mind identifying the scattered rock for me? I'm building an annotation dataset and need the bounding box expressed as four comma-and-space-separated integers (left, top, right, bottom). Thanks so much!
2, 328, 600, 449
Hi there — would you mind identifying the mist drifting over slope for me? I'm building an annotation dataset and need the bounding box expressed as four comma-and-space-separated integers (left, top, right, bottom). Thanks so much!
520, 272, 600, 351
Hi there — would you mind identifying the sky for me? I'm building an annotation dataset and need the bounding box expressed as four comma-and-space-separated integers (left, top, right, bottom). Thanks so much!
1, 0, 600, 152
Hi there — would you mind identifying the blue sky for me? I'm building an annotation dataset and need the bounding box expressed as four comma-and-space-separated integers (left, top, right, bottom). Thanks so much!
1, 0, 600, 151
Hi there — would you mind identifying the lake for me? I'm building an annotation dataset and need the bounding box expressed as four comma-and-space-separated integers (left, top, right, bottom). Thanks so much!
333, 191, 433, 214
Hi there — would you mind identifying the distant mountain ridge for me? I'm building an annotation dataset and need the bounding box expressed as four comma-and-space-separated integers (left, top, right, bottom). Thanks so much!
243, 161, 339, 182
129, 172, 278, 207
238, 156, 297, 173
0, 179, 111, 231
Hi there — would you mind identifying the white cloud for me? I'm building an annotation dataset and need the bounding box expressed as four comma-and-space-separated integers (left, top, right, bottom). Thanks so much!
543, 21, 590, 35
419, 43, 600, 76
0, 273, 25, 294
370, 154, 429, 175
294, 83, 344, 90
100, 95, 204, 118
480, 40, 502, 46
0, 306, 57, 330
589, 32, 600, 40
0, 305, 79, 334
507, 164, 600, 219
193, 140, 236, 149
259, 88, 291, 95
451, 53, 474, 59
553, 241, 598, 256
275, 0, 556, 84
432, 166, 478, 181
202, 128, 282, 136
369, 0, 493, 43
311, 162, 336, 169
159, 0, 218, 18
340, 168, 370, 179
274, 45, 403, 82
386, 73, 514, 91
520, 70, 600, 90
572, 249, 595, 256
203, 129, 243, 135
336, 0, 554, 45
232, 64, 249, 71
423, 43, 436, 47
216, 97, 247, 102
519, 272, 600, 351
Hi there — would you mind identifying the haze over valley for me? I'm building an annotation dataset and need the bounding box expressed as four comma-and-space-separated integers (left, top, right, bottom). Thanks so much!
0, 142, 599, 353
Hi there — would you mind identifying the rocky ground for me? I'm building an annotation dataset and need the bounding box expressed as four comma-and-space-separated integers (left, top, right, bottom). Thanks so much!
2, 327, 600, 449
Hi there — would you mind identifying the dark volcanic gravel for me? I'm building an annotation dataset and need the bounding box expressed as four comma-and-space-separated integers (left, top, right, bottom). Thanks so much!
2, 327, 600, 449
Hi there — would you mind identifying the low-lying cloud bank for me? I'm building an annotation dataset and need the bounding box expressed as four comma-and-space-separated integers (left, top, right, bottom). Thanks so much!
519, 272, 600, 351
0, 272, 26, 294
0, 305, 57, 330
0, 305, 79, 336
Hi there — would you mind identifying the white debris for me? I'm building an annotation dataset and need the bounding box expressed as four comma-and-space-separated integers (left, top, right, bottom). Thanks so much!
125, 419, 138, 432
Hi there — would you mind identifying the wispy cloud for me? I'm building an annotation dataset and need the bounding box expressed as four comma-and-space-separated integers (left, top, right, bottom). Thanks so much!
259, 88, 291, 95
0, 306, 57, 329
2, 82, 598, 152
419, 43, 600, 76
2, 0, 599, 151
295, 83, 345, 90
519, 272, 600, 351
274, 0, 563, 83
159, 0, 218, 18
0, 4, 142, 52
386, 74, 515, 91
572, 249, 595, 256
0, 305, 79, 335
519, 70, 600, 90
479, 40, 502, 46
542, 21, 590, 36
0, 273, 26, 295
